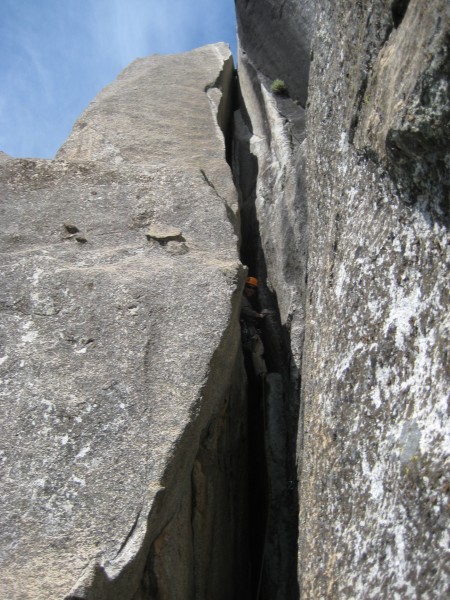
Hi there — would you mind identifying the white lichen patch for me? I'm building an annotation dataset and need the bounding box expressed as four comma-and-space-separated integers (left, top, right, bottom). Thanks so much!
384, 283, 422, 350
71, 476, 86, 487
335, 263, 347, 299
21, 330, 38, 344
335, 342, 365, 379
361, 453, 385, 503
75, 445, 91, 460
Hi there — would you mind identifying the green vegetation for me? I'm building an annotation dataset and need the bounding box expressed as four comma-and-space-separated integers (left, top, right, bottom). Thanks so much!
270, 78, 288, 96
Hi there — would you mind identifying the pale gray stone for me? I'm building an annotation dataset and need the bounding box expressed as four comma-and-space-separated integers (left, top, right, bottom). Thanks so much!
57, 44, 238, 221
234, 50, 308, 600
0, 44, 248, 600
2, 2, 448, 597
145, 224, 184, 244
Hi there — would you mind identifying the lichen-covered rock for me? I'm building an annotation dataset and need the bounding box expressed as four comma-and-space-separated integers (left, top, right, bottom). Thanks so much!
236, 0, 449, 598
299, 2, 449, 597
0, 44, 248, 600
354, 0, 450, 190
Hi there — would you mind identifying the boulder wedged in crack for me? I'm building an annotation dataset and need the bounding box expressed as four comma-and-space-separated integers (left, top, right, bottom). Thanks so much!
0, 44, 248, 600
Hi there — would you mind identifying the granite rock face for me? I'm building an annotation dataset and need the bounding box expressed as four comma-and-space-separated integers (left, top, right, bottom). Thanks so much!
2, 3, 449, 598
235, 0, 315, 107
0, 44, 248, 600
236, 0, 449, 598
300, 2, 449, 597
234, 3, 311, 596
57, 44, 238, 220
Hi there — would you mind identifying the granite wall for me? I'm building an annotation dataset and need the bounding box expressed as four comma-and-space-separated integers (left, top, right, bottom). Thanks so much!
235, 0, 449, 597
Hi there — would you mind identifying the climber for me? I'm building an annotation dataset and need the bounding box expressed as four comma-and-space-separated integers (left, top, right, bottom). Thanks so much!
240, 276, 267, 377
241, 276, 266, 324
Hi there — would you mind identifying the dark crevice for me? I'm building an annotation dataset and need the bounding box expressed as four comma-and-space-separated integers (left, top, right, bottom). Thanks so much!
392, 0, 410, 28
233, 100, 270, 599
205, 60, 240, 167
246, 357, 270, 599
113, 508, 142, 560
232, 77, 300, 599
349, 70, 368, 144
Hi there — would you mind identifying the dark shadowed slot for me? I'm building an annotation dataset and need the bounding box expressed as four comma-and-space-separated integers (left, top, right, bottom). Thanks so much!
391, 0, 410, 28
232, 82, 300, 599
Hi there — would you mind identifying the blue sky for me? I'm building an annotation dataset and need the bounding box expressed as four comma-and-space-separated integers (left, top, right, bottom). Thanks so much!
0, 0, 237, 159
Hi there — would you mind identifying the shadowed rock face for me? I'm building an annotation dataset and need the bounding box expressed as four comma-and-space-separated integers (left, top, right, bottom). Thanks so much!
235, 0, 449, 598
0, 44, 249, 600
235, 0, 315, 107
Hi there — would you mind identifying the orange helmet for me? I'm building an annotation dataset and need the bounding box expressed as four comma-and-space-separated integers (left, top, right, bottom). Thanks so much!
246, 276, 258, 288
